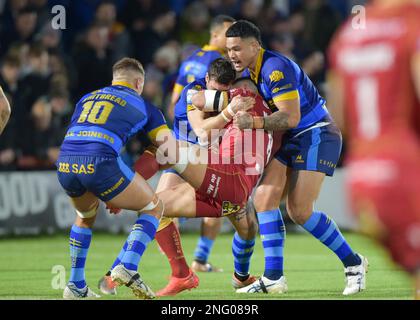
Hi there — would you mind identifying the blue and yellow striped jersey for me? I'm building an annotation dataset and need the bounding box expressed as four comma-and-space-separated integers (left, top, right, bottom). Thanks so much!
60, 82, 167, 157
243, 48, 328, 132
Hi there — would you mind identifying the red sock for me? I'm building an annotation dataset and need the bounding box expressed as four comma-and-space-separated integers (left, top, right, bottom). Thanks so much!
155, 221, 190, 278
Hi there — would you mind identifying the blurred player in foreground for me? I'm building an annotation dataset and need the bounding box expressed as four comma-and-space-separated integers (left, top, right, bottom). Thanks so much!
57, 58, 170, 299
0, 85, 11, 135
226, 20, 366, 295
328, 0, 420, 299
168, 15, 235, 274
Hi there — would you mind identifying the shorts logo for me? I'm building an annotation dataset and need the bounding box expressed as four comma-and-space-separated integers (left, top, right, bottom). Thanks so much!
319, 159, 336, 168
295, 155, 305, 163
269, 70, 284, 82
222, 201, 241, 216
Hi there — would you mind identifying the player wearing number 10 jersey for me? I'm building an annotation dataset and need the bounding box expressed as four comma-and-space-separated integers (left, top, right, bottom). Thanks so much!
57, 58, 169, 300
328, 0, 420, 299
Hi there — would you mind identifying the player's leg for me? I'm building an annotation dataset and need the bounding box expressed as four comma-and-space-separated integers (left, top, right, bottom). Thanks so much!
227, 206, 259, 289
286, 169, 366, 295
191, 217, 224, 273
63, 191, 101, 299
155, 171, 191, 279
102, 171, 163, 299
285, 122, 366, 295
154, 171, 199, 297
237, 158, 288, 294
252, 158, 287, 283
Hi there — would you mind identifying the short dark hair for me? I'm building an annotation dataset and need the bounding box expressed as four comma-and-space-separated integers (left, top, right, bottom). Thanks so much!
225, 20, 262, 44
113, 57, 144, 77
210, 15, 235, 32
207, 58, 236, 85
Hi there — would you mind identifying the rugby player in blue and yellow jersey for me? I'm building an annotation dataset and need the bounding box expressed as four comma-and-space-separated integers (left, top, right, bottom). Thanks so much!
168, 15, 235, 121
226, 20, 367, 295
57, 58, 170, 299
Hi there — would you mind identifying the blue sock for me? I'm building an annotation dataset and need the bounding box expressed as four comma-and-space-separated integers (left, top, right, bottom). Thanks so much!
120, 214, 159, 271
231, 232, 255, 277
109, 240, 128, 272
302, 211, 361, 267
194, 236, 215, 264
69, 225, 92, 289
257, 209, 285, 280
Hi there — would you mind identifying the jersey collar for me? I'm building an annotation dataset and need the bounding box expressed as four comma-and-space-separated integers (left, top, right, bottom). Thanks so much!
202, 44, 225, 55
249, 47, 265, 83
112, 80, 136, 91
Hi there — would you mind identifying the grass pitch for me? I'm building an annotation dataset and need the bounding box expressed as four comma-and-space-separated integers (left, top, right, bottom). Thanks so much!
0, 232, 412, 300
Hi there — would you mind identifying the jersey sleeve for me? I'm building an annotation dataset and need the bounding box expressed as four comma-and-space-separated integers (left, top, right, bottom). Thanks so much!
173, 72, 187, 97
185, 83, 205, 112
174, 60, 197, 94
143, 101, 170, 141
262, 57, 299, 103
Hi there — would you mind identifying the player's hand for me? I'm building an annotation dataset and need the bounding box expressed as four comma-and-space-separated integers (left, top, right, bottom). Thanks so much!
106, 204, 122, 215
228, 96, 255, 114
233, 110, 254, 129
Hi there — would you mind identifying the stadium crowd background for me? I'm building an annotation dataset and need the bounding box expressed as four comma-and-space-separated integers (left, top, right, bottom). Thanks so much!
0, 0, 366, 171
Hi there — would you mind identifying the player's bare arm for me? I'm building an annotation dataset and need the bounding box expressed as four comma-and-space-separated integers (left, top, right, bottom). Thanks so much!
188, 107, 230, 144
234, 96, 300, 130
0, 86, 11, 135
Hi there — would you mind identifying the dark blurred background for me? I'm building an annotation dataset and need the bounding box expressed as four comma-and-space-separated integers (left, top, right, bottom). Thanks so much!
0, 0, 367, 171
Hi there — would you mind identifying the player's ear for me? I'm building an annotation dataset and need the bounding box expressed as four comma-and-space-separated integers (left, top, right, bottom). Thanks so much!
251, 39, 260, 54
205, 73, 209, 83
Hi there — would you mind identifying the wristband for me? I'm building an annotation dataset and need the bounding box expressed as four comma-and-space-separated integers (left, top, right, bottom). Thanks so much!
226, 104, 235, 117
221, 109, 231, 122
203, 90, 228, 112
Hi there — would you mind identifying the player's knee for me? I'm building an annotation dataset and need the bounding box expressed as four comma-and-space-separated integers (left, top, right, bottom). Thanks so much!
253, 185, 282, 212
286, 200, 312, 225
235, 219, 257, 240
76, 202, 99, 219
139, 195, 164, 219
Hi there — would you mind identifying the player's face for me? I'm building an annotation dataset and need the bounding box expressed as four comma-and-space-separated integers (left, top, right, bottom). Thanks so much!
226, 37, 259, 72
212, 22, 234, 49
206, 77, 230, 91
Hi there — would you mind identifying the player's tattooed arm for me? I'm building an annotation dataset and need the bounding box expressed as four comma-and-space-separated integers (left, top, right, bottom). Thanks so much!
234, 96, 300, 131
0, 87, 11, 136
262, 111, 290, 131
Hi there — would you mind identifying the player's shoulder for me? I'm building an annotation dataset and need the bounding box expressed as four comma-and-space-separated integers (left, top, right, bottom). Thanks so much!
261, 50, 294, 80
185, 78, 206, 91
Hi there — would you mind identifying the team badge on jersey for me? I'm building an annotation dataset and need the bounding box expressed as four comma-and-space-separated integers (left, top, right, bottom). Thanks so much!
269, 70, 284, 82
222, 201, 241, 216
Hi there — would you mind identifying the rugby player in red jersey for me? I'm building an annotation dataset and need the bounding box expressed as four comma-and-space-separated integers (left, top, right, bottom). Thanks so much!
328, 0, 420, 299
107, 78, 281, 299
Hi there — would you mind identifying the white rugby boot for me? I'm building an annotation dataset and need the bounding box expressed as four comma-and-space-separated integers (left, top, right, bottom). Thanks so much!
63, 283, 101, 300
111, 264, 155, 299
343, 254, 369, 295
236, 275, 288, 294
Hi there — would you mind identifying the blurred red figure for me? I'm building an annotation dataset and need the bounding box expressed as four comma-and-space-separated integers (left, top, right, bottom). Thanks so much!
328, 0, 420, 299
